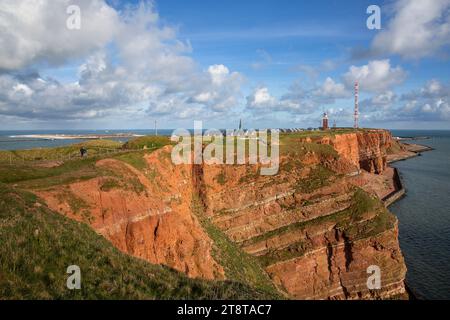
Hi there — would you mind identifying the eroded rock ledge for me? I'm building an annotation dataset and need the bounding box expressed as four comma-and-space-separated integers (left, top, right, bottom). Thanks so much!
34, 129, 409, 299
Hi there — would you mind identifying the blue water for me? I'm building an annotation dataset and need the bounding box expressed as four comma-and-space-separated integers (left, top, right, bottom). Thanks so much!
390, 130, 450, 300
0, 130, 174, 150
2, 129, 449, 299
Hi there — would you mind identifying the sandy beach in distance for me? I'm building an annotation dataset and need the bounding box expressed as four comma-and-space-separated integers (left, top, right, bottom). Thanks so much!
8, 134, 145, 140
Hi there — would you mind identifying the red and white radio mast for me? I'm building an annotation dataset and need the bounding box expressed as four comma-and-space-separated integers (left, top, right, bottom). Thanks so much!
354, 81, 359, 129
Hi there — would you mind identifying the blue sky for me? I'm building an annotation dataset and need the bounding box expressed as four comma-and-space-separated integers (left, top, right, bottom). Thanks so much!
156, 0, 376, 92
0, 0, 449, 129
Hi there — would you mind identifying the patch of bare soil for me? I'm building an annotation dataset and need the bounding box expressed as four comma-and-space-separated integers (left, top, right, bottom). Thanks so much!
33, 161, 64, 168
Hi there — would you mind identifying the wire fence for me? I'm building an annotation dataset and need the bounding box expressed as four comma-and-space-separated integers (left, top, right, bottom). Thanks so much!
0, 147, 147, 166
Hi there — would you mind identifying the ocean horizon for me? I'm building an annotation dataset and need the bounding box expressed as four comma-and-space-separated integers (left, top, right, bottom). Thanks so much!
1, 128, 449, 151
1, 128, 450, 299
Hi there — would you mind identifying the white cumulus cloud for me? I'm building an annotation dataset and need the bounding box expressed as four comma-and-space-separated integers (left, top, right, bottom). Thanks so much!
343, 60, 406, 93
0, 0, 119, 70
313, 77, 350, 102
0, 1, 244, 123
371, 0, 450, 59
358, 80, 450, 123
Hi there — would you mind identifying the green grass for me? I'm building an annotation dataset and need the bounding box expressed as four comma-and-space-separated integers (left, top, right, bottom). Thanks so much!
0, 183, 278, 300
99, 178, 123, 192
257, 241, 312, 267
0, 140, 122, 163
0, 150, 148, 194
95, 164, 146, 195
279, 128, 380, 141
254, 189, 395, 266
126, 176, 146, 194
216, 172, 227, 185
56, 188, 90, 215
341, 190, 396, 240
191, 196, 281, 298
113, 152, 149, 171
386, 140, 405, 155
279, 129, 354, 142
281, 140, 339, 159
0, 157, 99, 186
0, 138, 169, 188
122, 136, 172, 150
294, 165, 335, 193
243, 189, 382, 248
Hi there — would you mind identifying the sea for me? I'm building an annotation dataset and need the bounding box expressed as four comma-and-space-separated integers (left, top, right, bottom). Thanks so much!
0, 129, 174, 150
390, 130, 450, 300
1, 129, 449, 300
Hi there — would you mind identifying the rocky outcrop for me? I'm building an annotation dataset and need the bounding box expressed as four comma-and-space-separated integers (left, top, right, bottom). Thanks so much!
35, 147, 224, 280
197, 129, 407, 299
356, 130, 391, 174
308, 130, 393, 174
264, 221, 406, 299
33, 129, 407, 299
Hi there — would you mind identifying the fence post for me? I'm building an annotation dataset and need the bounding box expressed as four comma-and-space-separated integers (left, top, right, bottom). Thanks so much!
10, 154, 12, 165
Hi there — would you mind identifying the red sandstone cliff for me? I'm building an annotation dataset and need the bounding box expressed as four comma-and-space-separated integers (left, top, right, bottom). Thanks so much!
33, 129, 407, 299
36, 147, 225, 280
303, 129, 393, 174
198, 130, 406, 299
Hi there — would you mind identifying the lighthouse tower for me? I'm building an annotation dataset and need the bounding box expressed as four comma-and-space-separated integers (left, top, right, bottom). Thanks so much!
322, 112, 329, 130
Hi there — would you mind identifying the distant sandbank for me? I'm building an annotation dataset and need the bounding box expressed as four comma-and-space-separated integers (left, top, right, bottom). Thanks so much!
8, 133, 144, 140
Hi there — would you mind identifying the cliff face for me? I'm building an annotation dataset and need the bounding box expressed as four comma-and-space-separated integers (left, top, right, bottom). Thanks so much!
198, 129, 406, 299
307, 130, 392, 174
355, 131, 391, 174
36, 147, 225, 280
33, 129, 407, 299
263, 222, 405, 299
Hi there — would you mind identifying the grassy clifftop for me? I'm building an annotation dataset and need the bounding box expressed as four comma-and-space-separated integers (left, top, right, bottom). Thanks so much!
0, 140, 123, 163
0, 182, 278, 300
122, 136, 172, 150
0, 132, 401, 299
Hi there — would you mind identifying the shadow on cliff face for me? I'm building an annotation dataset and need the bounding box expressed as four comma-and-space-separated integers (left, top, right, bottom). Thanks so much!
195, 130, 408, 300
17, 146, 280, 297
29, 148, 226, 281
0, 182, 280, 300
0, 130, 409, 300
